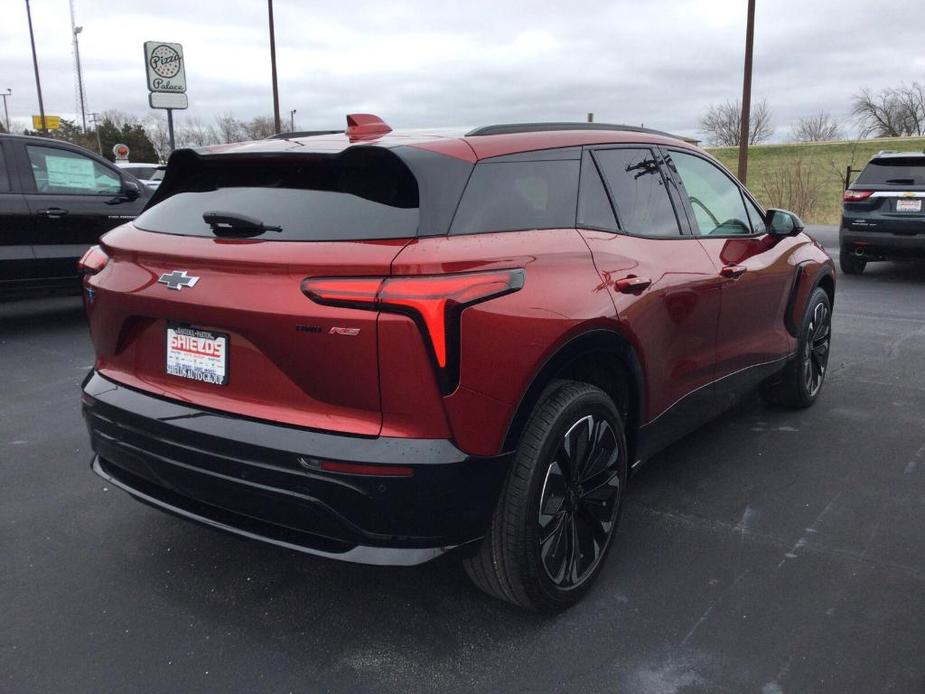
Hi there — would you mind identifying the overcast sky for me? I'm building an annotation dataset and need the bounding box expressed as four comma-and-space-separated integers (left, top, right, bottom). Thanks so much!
2, 0, 924, 140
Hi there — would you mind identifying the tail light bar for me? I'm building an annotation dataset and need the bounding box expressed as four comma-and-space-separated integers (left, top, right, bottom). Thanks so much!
302, 268, 525, 391
843, 190, 873, 202
77, 245, 110, 276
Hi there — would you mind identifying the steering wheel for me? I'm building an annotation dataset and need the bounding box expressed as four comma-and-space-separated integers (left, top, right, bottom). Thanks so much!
689, 196, 720, 231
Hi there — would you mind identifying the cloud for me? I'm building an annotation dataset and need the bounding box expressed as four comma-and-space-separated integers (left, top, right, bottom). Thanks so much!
1, 0, 923, 141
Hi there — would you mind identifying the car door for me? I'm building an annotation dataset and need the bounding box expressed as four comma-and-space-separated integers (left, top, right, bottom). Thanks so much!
664, 148, 794, 398
21, 142, 145, 272
577, 146, 723, 450
0, 139, 37, 287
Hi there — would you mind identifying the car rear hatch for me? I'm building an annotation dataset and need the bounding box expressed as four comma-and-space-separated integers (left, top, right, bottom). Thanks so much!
84, 146, 434, 436
845, 155, 925, 234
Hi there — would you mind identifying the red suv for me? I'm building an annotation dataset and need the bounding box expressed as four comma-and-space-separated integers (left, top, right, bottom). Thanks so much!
80, 115, 835, 611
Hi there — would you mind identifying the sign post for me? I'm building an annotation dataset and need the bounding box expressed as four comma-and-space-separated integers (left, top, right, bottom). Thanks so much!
144, 41, 188, 154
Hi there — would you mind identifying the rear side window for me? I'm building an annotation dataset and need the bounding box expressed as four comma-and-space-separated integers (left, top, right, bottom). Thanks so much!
593, 148, 680, 237
450, 159, 579, 234
856, 158, 925, 186
135, 148, 419, 241
26, 145, 122, 195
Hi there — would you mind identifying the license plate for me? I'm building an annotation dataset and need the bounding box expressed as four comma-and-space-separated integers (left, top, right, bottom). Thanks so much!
166, 324, 229, 385
896, 198, 922, 212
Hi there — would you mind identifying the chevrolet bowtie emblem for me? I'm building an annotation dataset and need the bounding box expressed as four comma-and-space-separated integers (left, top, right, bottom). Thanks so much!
158, 270, 200, 291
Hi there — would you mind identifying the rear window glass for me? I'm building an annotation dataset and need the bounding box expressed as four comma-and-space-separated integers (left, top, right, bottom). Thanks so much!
450, 159, 579, 234
856, 158, 925, 186
135, 149, 419, 241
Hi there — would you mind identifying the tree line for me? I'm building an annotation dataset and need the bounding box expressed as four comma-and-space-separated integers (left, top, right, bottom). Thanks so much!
699, 81, 925, 146
14, 111, 280, 163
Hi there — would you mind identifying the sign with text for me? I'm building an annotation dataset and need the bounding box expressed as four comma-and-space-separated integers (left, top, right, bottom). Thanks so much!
149, 91, 188, 110
144, 41, 186, 93
32, 115, 61, 130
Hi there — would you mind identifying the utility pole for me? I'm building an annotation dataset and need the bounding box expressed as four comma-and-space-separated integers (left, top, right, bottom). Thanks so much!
737, 0, 756, 183
69, 0, 87, 132
1, 89, 10, 132
89, 112, 103, 154
289, 108, 296, 132
268, 0, 281, 134
25, 0, 48, 134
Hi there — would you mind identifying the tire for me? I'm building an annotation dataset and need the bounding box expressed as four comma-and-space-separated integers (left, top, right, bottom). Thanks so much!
762, 287, 832, 409
839, 251, 866, 275
463, 381, 628, 612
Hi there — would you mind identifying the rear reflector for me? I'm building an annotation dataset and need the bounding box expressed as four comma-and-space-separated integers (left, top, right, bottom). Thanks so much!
77, 245, 110, 275
319, 460, 414, 477
302, 268, 525, 369
843, 190, 873, 202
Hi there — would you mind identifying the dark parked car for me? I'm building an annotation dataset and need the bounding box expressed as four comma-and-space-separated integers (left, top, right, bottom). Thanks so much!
841, 150, 925, 274
0, 134, 149, 296
79, 115, 835, 611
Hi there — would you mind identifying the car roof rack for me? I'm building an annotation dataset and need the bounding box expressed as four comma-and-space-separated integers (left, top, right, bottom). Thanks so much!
465, 122, 682, 139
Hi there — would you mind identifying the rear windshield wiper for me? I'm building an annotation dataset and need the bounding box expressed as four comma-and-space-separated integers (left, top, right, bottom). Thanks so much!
885, 178, 916, 185
202, 211, 283, 238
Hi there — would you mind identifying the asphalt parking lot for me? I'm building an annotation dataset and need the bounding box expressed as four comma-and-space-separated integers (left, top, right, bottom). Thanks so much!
2, 226, 923, 693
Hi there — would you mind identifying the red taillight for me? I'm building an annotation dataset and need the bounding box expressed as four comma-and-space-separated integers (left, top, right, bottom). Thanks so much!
319, 460, 414, 477
302, 268, 525, 369
77, 245, 110, 275
843, 190, 873, 202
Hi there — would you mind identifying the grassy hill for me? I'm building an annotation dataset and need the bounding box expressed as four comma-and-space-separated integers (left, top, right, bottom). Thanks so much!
707, 136, 925, 225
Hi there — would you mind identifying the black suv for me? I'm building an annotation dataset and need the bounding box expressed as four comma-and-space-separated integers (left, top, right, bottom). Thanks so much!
0, 134, 150, 296
841, 151, 925, 274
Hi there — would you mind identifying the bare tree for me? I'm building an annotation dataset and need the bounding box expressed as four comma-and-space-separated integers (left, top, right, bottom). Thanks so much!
700, 98, 774, 146
144, 114, 171, 162
213, 113, 245, 144
173, 117, 218, 149
242, 116, 276, 140
760, 156, 821, 221
792, 111, 841, 142
852, 83, 925, 137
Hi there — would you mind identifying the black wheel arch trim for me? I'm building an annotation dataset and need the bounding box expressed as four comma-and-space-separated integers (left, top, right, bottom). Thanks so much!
500, 327, 646, 458
785, 261, 835, 337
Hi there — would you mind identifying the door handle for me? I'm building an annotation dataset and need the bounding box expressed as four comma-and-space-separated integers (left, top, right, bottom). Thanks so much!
615, 275, 652, 294
721, 265, 747, 279
39, 207, 69, 219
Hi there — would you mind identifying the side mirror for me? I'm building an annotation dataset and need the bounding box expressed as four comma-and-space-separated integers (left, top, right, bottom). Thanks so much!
766, 208, 805, 237
122, 179, 142, 201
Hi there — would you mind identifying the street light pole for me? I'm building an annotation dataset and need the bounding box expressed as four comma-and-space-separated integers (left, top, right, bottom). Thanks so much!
289, 108, 296, 132
268, 0, 281, 134
737, 0, 756, 184
1, 89, 11, 133
25, 0, 48, 135
70, 0, 87, 132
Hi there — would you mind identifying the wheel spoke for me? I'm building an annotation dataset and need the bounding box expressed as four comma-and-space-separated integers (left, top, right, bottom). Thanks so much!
540, 513, 569, 583
567, 514, 582, 585
580, 419, 618, 483
562, 416, 592, 484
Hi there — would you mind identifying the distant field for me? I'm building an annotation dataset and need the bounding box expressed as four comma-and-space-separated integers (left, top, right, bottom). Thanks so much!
707, 136, 925, 225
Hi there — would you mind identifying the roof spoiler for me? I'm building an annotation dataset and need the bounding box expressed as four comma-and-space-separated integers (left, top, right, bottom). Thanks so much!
346, 113, 392, 141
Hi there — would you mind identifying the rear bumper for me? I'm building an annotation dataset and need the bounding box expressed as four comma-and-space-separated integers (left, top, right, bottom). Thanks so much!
81, 372, 510, 565
840, 227, 925, 259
